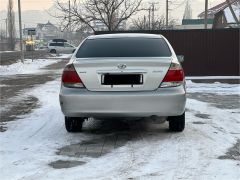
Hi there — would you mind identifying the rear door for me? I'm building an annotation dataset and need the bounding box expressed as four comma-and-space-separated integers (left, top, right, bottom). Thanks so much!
64, 43, 74, 53
56, 42, 64, 53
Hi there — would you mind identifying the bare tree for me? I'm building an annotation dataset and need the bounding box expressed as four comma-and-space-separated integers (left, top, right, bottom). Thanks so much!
7, 0, 16, 50
131, 15, 167, 30
0, 30, 6, 40
55, 0, 143, 32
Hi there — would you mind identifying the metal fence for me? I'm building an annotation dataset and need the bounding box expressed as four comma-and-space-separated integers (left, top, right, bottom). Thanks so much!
95, 29, 240, 76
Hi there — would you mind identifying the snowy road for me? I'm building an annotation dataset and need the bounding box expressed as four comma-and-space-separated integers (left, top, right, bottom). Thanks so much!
0, 74, 240, 179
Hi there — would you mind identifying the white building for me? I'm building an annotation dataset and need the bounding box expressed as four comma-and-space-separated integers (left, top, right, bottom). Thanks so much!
93, 20, 127, 31
36, 21, 60, 42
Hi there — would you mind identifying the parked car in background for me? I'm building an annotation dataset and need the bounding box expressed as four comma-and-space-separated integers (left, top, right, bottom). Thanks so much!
48, 40, 76, 54
59, 33, 186, 133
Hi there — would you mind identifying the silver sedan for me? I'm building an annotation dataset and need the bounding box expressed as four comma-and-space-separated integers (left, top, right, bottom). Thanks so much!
59, 33, 186, 132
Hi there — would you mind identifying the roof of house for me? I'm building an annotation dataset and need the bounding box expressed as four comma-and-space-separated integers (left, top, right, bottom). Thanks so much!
198, 0, 239, 18
182, 19, 214, 25
36, 21, 57, 30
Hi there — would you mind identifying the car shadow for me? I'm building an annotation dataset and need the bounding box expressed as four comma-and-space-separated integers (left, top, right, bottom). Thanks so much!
51, 117, 174, 169
56, 117, 170, 159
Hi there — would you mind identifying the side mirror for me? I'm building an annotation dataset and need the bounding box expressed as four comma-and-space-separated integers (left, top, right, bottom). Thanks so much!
177, 55, 184, 63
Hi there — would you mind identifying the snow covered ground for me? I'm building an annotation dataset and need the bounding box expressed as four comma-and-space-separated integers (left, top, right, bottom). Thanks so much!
50, 54, 73, 59
0, 80, 239, 180
0, 59, 60, 76
186, 80, 240, 95
186, 76, 240, 80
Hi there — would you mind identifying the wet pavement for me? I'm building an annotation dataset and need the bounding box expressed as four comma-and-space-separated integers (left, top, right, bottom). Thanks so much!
52, 117, 169, 169
0, 60, 68, 124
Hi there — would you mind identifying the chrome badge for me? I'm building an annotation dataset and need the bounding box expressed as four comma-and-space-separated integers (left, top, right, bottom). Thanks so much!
117, 64, 127, 69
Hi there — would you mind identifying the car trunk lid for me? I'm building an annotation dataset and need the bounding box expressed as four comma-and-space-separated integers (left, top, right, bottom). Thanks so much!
73, 57, 172, 91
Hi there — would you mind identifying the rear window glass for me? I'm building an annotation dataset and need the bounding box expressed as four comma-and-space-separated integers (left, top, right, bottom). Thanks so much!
76, 38, 172, 58
49, 43, 64, 47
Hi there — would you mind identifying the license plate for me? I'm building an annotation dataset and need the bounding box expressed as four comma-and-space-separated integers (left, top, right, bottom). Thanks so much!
102, 74, 143, 85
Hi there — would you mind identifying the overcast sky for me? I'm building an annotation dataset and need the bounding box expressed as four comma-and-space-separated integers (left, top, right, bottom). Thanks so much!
1, 0, 225, 13
0, 0, 225, 28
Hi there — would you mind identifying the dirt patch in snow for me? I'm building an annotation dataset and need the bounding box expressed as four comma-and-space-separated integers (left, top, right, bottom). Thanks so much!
49, 160, 86, 169
0, 60, 67, 124
192, 121, 206, 125
0, 96, 39, 123
0, 74, 55, 103
42, 60, 68, 70
218, 139, 240, 161
187, 93, 240, 109
0, 122, 7, 132
194, 113, 211, 119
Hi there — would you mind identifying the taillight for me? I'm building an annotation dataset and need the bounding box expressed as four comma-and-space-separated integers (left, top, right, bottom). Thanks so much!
160, 62, 184, 88
62, 64, 84, 88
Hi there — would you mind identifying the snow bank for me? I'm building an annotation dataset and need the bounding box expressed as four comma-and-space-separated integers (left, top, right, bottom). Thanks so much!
186, 76, 240, 80
0, 59, 59, 76
186, 80, 240, 95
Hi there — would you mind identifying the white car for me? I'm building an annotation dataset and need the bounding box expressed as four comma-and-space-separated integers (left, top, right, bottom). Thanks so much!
60, 33, 186, 133
48, 42, 76, 54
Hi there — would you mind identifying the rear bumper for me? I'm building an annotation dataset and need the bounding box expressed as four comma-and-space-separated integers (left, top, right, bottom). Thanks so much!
59, 85, 186, 118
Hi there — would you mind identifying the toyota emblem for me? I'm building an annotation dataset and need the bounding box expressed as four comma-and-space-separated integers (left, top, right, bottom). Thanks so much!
117, 64, 127, 69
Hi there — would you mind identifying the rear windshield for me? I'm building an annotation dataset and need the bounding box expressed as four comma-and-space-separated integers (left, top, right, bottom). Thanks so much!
76, 38, 172, 58
49, 43, 64, 47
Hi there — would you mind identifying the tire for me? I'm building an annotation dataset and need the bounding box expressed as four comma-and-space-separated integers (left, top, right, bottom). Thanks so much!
50, 49, 56, 53
65, 117, 85, 132
168, 112, 185, 132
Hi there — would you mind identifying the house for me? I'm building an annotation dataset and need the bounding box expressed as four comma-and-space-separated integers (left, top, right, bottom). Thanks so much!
93, 20, 126, 31
178, 19, 213, 29
36, 21, 60, 42
198, 0, 240, 28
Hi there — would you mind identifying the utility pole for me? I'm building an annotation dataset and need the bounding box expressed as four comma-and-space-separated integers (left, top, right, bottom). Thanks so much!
148, 2, 158, 30
18, 0, 24, 62
68, 0, 71, 44
204, 0, 208, 29
166, 0, 169, 29
148, 7, 151, 29
152, 4, 155, 29
4, 18, 7, 38
144, 15, 146, 29
151, 2, 158, 30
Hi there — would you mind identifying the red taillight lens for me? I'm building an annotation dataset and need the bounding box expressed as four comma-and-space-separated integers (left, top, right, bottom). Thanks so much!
62, 64, 84, 88
160, 62, 184, 87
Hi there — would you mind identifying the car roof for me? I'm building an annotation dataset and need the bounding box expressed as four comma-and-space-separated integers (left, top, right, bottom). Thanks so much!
88, 33, 163, 39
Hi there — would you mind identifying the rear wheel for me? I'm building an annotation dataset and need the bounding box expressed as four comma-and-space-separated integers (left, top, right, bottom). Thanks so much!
50, 49, 56, 53
168, 112, 185, 132
65, 117, 85, 132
